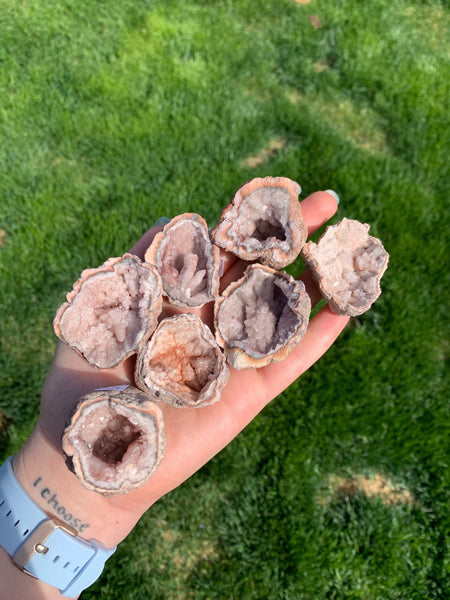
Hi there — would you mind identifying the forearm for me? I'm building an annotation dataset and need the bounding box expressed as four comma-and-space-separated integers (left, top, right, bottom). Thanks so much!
13, 427, 141, 547
0, 426, 147, 599
0, 545, 68, 600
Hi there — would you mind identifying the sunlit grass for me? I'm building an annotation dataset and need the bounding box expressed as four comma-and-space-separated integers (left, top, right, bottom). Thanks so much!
0, 0, 448, 597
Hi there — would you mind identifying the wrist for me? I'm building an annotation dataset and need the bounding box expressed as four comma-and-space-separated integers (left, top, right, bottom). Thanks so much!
12, 425, 143, 549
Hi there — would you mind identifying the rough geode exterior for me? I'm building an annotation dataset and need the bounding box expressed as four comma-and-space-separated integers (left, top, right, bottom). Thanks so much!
212, 177, 308, 269
214, 263, 311, 369
301, 218, 389, 316
144, 213, 221, 307
135, 314, 229, 407
62, 387, 165, 496
54, 254, 163, 369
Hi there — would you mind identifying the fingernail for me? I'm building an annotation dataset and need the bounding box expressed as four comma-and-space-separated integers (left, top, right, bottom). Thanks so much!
325, 190, 340, 205
153, 216, 171, 227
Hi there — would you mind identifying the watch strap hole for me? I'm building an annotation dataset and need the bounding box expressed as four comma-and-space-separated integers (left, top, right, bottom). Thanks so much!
1, 456, 117, 598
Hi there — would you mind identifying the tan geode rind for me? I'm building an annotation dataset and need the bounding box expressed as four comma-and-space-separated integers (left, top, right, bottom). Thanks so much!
135, 314, 229, 408
212, 177, 307, 269
54, 254, 163, 369
301, 218, 389, 316
62, 387, 165, 497
145, 213, 221, 307
214, 264, 311, 369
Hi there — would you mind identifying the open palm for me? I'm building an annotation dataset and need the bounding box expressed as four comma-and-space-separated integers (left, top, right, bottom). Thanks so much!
38, 190, 349, 516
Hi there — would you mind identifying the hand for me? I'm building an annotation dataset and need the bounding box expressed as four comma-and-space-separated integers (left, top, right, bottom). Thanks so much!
12, 190, 349, 551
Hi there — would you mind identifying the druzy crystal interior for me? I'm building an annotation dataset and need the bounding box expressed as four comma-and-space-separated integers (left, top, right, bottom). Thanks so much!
135, 314, 229, 407
301, 218, 389, 316
215, 264, 311, 369
212, 177, 307, 269
92, 413, 140, 465
54, 254, 163, 369
62, 387, 165, 496
145, 213, 220, 307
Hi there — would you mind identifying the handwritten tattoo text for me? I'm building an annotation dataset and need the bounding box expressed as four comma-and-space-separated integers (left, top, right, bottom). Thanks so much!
33, 476, 89, 533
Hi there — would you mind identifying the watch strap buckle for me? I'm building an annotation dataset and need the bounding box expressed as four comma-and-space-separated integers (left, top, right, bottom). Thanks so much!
13, 516, 77, 574
1, 456, 116, 598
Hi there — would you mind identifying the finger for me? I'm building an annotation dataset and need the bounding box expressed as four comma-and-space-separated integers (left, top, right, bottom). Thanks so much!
129, 224, 165, 260
196, 306, 348, 434
159, 306, 348, 470
298, 269, 322, 306
257, 305, 349, 401
129, 307, 348, 505
218, 256, 250, 294
301, 190, 339, 236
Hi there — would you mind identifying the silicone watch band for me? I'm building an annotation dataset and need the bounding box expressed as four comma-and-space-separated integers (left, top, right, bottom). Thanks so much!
0, 456, 116, 598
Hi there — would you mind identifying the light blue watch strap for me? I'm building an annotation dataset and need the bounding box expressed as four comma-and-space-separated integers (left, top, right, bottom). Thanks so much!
0, 456, 116, 598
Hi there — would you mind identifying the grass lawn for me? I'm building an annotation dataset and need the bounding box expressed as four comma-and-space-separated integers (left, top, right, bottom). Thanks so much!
0, 0, 448, 598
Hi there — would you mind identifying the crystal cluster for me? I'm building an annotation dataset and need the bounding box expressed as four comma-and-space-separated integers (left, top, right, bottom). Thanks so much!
54, 177, 389, 495
62, 387, 165, 496
301, 218, 389, 316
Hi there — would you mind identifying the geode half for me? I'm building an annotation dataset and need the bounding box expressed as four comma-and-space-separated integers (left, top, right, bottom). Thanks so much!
212, 177, 308, 269
214, 264, 311, 369
145, 213, 221, 307
301, 218, 389, 316
135, 314, 229, 407
54, 254, 163, 369
62, 387, 165, 496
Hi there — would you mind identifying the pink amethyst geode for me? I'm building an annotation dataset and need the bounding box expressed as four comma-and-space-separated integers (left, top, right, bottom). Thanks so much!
62, 387, 165, 496
145, 213, 221, 308
54, 254, 163, 369
135, 314, 229, 407
212, 176, 307, 269
301, 218, 389, 316
214, 263, 311, 369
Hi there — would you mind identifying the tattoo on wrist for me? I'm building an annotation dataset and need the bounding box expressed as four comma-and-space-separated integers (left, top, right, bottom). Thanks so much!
33, 476, 89, 533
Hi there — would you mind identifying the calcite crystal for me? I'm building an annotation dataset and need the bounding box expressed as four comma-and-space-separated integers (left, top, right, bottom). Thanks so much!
135, 314, 229, 407
62, 387, 165, 496
214, 263, 311, 369
212, 177, 308, 269
54, 254, 163, 369
145, 213, 221, 307
301, 218, 389, 316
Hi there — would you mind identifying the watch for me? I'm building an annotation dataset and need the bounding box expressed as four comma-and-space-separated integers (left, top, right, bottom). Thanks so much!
0, 456, 116, 598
